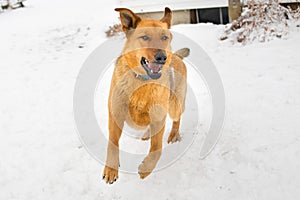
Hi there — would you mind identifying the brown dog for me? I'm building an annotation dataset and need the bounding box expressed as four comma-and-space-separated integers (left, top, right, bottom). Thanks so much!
103, 7, 189, 184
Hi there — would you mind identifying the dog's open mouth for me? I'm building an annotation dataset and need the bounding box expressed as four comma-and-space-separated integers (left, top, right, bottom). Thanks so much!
141, 57, 163, 80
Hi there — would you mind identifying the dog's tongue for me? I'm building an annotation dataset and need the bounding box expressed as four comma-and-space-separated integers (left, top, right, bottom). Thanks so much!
148, 63, 161, 73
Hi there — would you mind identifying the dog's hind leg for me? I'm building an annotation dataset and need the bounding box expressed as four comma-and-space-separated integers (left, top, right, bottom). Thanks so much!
168, 90, 185, 143
168, 119, 182, 143
103, 112, 124, 184
141, 104, 167, 141
141, 128, 150, 141
168, 65, 187, 143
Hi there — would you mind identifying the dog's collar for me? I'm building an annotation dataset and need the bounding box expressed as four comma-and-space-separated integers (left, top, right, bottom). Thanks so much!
133, 67, 175, 86
134, 72, 151, 80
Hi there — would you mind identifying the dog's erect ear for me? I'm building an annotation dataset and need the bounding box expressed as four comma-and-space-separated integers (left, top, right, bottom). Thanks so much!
160, 7, 172, 28
115, 8, 141, 32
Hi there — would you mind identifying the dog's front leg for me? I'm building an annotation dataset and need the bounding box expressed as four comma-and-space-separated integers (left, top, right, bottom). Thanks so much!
138, 121, 165, 179
103, 112, 123, 184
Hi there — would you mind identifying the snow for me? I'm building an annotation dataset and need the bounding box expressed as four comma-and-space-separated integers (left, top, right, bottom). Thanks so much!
1, 0, 300, 199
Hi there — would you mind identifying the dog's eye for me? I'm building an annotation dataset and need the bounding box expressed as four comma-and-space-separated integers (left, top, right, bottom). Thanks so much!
161, 35, 169, 41
140, 35, 150, 41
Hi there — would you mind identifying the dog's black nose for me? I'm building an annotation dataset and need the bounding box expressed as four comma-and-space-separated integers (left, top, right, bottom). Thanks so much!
154, 52, 167, 64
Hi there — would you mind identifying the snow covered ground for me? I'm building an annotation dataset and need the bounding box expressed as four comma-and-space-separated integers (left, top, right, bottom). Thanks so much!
0, 0, 300, 199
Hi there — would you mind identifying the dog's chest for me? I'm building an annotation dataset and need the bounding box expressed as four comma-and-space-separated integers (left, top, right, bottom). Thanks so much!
128, 84, 170, 112
125, 83, 170, 127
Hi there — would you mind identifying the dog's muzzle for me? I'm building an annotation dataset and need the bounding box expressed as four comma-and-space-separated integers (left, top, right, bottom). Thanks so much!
141, 53, 167, 80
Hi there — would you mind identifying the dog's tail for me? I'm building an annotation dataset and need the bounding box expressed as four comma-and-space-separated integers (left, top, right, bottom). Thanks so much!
174, 48, 190, 59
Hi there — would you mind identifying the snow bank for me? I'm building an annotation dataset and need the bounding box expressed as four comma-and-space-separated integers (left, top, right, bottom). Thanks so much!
221, 0, 300, 44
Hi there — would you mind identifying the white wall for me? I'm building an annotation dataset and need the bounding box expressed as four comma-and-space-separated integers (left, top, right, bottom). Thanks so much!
118, 0, 228, 13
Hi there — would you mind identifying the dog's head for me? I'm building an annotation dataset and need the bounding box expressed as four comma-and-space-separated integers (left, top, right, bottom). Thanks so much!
115, 7, 173, 80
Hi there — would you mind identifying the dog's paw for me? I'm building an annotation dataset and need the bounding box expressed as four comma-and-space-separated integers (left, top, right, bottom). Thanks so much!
141, 128, 150, 141
102, 166, 118, 184
138, 152, 161, 179
167, 130, 181, 144
138, 162, 152, 179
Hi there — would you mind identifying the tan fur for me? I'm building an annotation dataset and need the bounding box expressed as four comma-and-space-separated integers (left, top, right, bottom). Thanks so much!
102, 7, 188, 184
